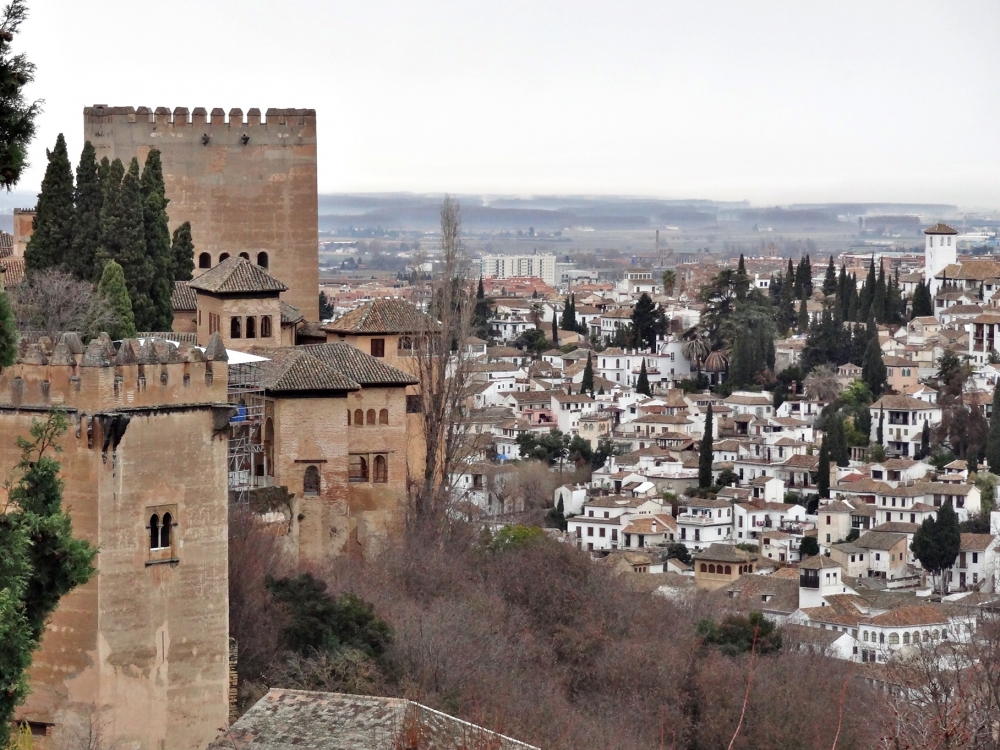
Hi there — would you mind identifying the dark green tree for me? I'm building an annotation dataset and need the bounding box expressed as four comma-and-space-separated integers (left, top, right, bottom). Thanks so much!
636, 359, 651, 396
911, 501, 961, 593
862, 336, 887, 398
858, 257, 876, 321
797, 292, 809, 331
856, 407, 871, 441
24, 133, 74, 274
877, 408, 884, 446
986, 384, 1000, 473
96, 259, 136, 339
581, 351, 594, 393
665, 542, 692, 566
817, 438, 830, 498
560, 294, 577, 331
171, 221, 194, 282
0, 412, 97, 744
919, 420, 931, 460
551, 310, 558, 346
871, 260, 887, 323
70, 141, 103, 281
822, 255, 837, 296
910, 280, 933, 318
546, 497, 567, 531
800, 536, 820, 557
699, 404, 713, 489
318, 291, 334, 320
0, 285, 15, 367
697, 611, 782, 656
100, 158, 153, 331
0, 0, 39, 191
631, 292, 657, 351
140, 150, 174, 331
735, 253, 749, 301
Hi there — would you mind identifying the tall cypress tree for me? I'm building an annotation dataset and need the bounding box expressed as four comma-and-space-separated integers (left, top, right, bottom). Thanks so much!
863, 336, 887, 398
797, 292, 809, 331
0, 286, 16, 368
872, 260, 887, 323
986, 385, 1000, 473
96, 259, 137, 339
802, 254, 813, 296
911, 280, 933, 318
699, 403, 713, 489
636, 359, 651, 396
817, 437, 830, 498
140, 150, 174, 331
837, 264, 849, 319
24, 133, 74, 274
70, 141, 103, 282
858, 257, 876, 321
170, 221, 195, 282
581, 351, 594, 393
877, 408, 884, 446
101, 158, 154, 331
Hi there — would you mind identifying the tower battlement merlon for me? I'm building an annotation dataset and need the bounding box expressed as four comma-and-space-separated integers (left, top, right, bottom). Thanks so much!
83, 105, 316, 128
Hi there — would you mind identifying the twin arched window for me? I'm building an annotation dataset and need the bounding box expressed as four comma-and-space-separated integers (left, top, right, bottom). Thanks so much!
373, 455, 387, 483
149, 512, 172, 550
260, 316, 272, 338
246, 316, 257, 338
231, 317, 242, 338
366, 409, 376, 425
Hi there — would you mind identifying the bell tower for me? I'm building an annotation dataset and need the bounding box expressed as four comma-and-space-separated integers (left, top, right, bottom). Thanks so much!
924, 223, 958, 297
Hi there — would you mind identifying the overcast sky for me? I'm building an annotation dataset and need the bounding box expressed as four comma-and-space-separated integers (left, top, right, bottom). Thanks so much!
17, 1, 1000, 208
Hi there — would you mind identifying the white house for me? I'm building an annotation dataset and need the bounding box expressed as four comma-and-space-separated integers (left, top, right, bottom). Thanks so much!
676, 497, 732, 551
869, 394, 942, 457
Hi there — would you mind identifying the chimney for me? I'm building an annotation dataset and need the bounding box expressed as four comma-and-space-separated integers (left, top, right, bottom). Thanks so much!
651, 520, 657, 533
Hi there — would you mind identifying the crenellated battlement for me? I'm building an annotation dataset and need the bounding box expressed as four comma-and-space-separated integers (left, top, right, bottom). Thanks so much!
83, 105, 316, 128
0, 332, 229, 412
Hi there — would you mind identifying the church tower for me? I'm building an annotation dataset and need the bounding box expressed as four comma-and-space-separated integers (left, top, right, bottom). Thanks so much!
924, 222, 958, 297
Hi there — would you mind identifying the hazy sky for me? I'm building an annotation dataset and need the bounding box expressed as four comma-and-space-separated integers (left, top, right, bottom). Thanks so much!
17, 1, 1000, 207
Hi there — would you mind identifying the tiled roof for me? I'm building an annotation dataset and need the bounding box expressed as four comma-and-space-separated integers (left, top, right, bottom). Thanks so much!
0, 231, 11, 256
871, 394, 938, 410
866, 605, 948, 627
800, 554, 843, 570
280, 301, 304, 325
188, 256, 288, 294
171, 281, 197, 311
960, 533, 994, 551
622, 515, 677, 535
710, 573, 799, 614
855, 531, 907, 551
924, 223, 958, 235
254, 348, 360, 393
323, 298, 435, 334
872, 522, 920, 534
0, 256, 25, 286
296, 343, 419, 386
694, 543, 754, 563
584, 495, 650, 509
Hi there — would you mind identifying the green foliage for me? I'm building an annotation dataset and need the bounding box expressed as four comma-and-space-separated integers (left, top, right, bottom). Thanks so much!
796, 293, 809, 332
697, 612, 782, 656
822, 256, 837, 296
560, 293, 576, 331
171, 221, 194, 282
0, 286, 16, 368
699, 403, 713, 489
546, 497, 567, 531
911, 501, 961, 591
267, 573, 392, 660
735, 542, 759, 553
910, 280, 933, 318
0, 411, 97, 744
717, 468, 739, 488
0, 1, 38, 190
99, 158, 151, 330
665, 542, 692, 565
490, 524, 546, 552
515, 327, 548, 355
70, 141, 103, 282
799, 536, 820, 557
319, 291, 334, 320
140, 150, 174, 331
96, 260, 136, 339
517, 429, 569, 466
636, 359, 651, 396
862, 335, 887, 398
935, 350, 970, 404
581, 351, 594, 393
24, 133, 74, 275
817, 438, 830, 499
630, 292, 658, 351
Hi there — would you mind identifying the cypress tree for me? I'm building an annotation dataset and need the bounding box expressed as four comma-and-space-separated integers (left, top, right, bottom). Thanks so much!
581, 351, 594, 393
24, 133, 74, 274
797, 292, 809, 332
787, 258, 796, 297
779, 270, 795, 332
70, 141, 104, 282
837, 264, 849, 319
863, 337, 887, 398
101, 158, 154, 331
877, 408, 884, 446
0, 286, 16, 368
551, 311, 558, 346
986, 385, 1000, 473
911, 280, 933, 318
872, 260, 887, 323
817, 437, 830, 498
636, 359, 651, 396
858, 257, 876, 321
920, 420, 930, 460
96, 259, 137, 339
847, 274, 859, 322
803, 254, 813, 296
699, 404, 714, 489
823, 255, 837, 296
171, 221, 195, 282
912, 501, 961, 593
140, 150, 174, 331
735, 253, 749, 300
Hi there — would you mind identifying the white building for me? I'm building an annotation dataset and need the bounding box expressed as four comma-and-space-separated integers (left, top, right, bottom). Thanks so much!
480, 254, 557, 286
924, 223, 958, 297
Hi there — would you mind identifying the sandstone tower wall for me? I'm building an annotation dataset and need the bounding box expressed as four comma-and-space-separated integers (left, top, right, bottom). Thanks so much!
83, 105, 319, 319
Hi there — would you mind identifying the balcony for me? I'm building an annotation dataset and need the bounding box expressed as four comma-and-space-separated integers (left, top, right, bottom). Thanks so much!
800, 571, 819, 588
677, 513, 724, 525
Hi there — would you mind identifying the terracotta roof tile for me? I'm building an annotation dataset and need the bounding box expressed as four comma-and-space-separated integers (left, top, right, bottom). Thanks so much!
295, 343, 419, 386
323, 298, 435, 334
254, 348, 360, 393
188, 256, 288, 294
171, 281, 197, 311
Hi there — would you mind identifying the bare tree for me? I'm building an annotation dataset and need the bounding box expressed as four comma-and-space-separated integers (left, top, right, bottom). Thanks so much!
409, 196, 479, 524
8, 269, 119, 340
804, 364, 841, 404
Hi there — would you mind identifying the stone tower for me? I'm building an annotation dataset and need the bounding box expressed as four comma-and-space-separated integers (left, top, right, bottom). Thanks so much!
0, 333, 232, 750
924, 222, 958, 297
83, 105, 319, 319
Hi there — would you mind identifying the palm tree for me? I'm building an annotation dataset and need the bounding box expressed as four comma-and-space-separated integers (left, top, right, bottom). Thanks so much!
681, 326, 711, 376
528, 301, 544, 328
662, 269, 677, 296
804, 364, 841, 404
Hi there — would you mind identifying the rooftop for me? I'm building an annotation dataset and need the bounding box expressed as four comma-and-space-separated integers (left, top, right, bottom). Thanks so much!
188, 256, 288, 295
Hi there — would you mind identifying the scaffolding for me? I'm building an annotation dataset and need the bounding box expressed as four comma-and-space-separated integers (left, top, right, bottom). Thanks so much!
227, 359, 265, 504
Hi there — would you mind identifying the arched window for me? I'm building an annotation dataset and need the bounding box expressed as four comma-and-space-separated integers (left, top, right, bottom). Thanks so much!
354, 409, 363, 426
373, 455, 387, 483
257, 251, 269, 268
246, 316, 256, 339
888, 633, 899, 646
700, 563, 707, 572
379, 409, 389, 425
160, 512, 172, 549
149, 513, 160, 550
941, 628, 948, 640
260, 315, 272, 338
863, 631, 869, 642
219, 252, 230, 262
923, 630, 930, 642
903, 632, 910, 645
231, 317, 242, 338
932, 629, 939, 640
366, 409, 376, 425
198, 252, 211, 269
349, 456, 368, 482
303, 466, 320, 496
708, 564, 716, 574
724, 565, 731, 575
239, 251, 250, 260
879, 632, 885, 644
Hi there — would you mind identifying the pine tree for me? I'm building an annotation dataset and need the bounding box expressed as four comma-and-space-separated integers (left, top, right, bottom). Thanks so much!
0, 286, 16, 368
986, 385, 1000, 473
822, 255, 837, 296
817, 437, 830, 498
96, 259, 137, 339
863, 336, 887, 398
140, 150, 174, 331
171, 221, 194, 281
699, 404, 714, 489
70, 141, 103, 282
101, 158, 154, 331
797, 292, 809, 331
24, 133, 74, 274
0, 0, 39, 193
581, 351, 594, 393
636, 359, 651, 396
